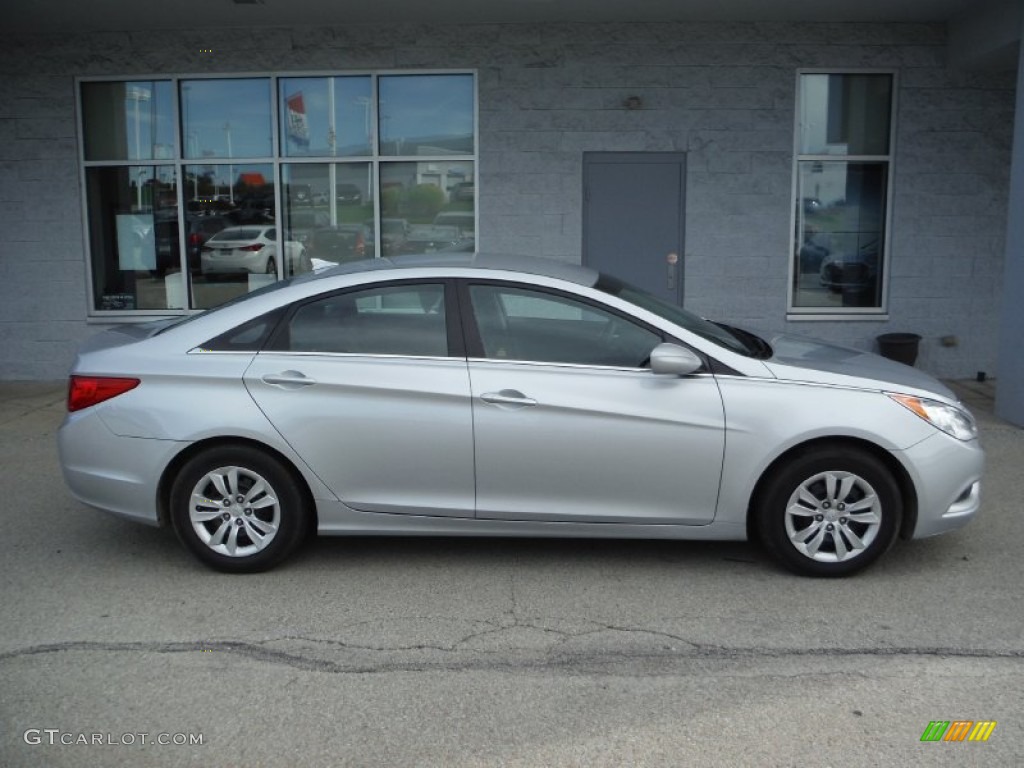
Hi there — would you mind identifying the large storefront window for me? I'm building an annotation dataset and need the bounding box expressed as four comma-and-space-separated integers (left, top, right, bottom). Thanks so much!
791, 73, 894, 314
78, 72, 476, 316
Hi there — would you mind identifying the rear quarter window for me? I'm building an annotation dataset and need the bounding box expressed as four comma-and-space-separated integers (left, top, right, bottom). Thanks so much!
198, 308, 285, 352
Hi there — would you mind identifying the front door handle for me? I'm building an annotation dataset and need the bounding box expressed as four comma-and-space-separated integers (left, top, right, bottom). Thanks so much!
262, 371, 317, 388
480, 389, 537, 408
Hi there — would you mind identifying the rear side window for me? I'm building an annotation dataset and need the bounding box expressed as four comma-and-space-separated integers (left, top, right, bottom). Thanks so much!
198, 308, 285, 352
277, 283, 449, 357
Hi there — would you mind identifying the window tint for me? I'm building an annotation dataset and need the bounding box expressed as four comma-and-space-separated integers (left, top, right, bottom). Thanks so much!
469, 285, 660, 367
285, 284, 448, 356
200, 309, 284, 351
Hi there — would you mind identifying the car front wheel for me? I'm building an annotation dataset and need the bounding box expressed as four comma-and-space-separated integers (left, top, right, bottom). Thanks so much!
169, 444, 309, 573
756, 446, 901, 576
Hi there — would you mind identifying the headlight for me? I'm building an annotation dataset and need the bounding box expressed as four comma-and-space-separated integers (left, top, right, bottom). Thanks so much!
888, 394, 978, 441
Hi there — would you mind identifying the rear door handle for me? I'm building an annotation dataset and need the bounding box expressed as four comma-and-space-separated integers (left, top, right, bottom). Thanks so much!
480, 389, 537, 407
262, 371, 317, 388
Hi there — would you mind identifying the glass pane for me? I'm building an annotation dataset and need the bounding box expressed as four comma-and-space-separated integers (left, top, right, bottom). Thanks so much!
279, 76, 372, 157
181, 79, 272, 159
288, 284, 448, 356
283, 162, 373, 269
380, 161, 474, 256
469, 286, 660, 367
800, 74, 892, 156
85, 166, 183, 311
81, 81, 175, 161
793, 161, 887, 309
186, 163, 284, 309
379, 74, 474, 156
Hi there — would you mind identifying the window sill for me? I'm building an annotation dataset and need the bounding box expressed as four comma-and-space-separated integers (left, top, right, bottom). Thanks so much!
786, 312, 889, 322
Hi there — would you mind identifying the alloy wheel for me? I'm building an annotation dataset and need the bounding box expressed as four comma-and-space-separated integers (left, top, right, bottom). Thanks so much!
784, 470, 882, 563
188, 465, 281, 558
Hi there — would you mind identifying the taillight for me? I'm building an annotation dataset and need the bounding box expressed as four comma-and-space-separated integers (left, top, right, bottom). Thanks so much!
240, 244, 264, 252
188, 233, 203, 246
67, 376, 140, 412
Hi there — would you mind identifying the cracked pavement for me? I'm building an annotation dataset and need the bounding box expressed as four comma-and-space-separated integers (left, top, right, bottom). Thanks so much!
1, 381, 1022, 766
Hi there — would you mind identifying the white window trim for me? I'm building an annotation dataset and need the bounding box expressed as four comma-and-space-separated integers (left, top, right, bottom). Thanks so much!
76, 70, 478, 320
786, 68, 898, 320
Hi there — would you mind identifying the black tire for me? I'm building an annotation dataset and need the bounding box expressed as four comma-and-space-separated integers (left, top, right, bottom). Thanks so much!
755, 446, 901, 577
169, 444, 309, 573
265, 255, 277, 275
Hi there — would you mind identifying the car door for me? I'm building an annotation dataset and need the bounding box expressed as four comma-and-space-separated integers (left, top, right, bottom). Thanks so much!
244, 280, 476, 517
462, 282, 725, 525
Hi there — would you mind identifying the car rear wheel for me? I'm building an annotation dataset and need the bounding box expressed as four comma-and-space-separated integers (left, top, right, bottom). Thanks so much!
756, 446, 901, 576
169, 444, 309, 573
265, 255, 277, 275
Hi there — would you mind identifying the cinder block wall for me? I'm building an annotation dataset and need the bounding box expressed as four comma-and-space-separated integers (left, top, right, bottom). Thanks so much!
0, 22, 1014, 378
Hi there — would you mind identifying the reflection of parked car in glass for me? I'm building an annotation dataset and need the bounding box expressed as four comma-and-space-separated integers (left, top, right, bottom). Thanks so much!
200, 226, 308, 276
379, 218, 409, 256
335, 184, 363, 206
798, 232, 830, 274
432, 211, 475, 235
305, 225, 369, 266
450, 181, 475, 202
802, 197, 822, 214
287, 183, 312, 207
399, 224, 474, 254
820, 240, 879, 293
233, 197, 275, 225
155, 214, 231, 275
285, 210, 331, 247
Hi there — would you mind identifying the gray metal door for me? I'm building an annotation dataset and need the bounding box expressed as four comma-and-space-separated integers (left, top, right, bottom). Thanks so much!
583, 153, 686, 304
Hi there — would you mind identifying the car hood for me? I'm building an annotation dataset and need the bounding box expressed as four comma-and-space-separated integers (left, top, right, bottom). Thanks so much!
761, 332, 955, 401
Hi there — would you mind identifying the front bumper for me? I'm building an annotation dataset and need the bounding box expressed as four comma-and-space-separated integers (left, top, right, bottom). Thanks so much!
897, 432, 984, 539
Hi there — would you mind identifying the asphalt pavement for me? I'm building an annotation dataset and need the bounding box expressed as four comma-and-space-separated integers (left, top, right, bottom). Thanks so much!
0, 379, 1021, 767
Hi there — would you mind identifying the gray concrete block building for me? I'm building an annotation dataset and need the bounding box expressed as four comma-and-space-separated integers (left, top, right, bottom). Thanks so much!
3, 0, 1023, 425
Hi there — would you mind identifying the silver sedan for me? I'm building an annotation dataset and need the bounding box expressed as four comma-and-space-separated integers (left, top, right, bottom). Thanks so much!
58, 254, 983, 576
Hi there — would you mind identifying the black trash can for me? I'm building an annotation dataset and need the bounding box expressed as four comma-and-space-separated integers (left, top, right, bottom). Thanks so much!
876, 333, 922, 366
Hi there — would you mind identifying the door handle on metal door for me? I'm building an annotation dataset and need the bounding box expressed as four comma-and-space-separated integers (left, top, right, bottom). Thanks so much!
480, 389, 537, 407
262, 371, 317, 388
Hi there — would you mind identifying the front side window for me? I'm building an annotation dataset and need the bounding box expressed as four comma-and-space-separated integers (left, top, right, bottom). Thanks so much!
469, 285, 661, 368
792, 73, 894, 313
284, 284, 449, 357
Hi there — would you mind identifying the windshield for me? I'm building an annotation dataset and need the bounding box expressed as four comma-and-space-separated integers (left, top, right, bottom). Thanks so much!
596, 274, 763, 357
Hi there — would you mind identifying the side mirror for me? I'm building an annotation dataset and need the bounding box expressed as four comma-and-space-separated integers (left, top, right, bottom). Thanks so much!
649, 343, 703, 376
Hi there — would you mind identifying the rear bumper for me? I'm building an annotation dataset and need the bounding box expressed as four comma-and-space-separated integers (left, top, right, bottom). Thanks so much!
58, 408, 186, 527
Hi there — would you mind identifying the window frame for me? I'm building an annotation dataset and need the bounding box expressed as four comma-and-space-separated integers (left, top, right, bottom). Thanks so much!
76, 70, 478, 321
787, 69, 898, 320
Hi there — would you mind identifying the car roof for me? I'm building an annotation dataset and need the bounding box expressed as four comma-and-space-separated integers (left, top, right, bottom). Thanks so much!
296, 253, 599, 287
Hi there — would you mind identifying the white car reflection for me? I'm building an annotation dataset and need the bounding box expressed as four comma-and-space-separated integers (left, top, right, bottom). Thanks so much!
200, 226, 309, 276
